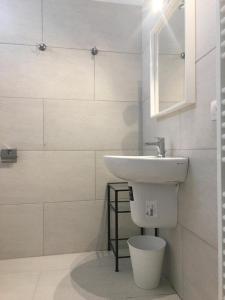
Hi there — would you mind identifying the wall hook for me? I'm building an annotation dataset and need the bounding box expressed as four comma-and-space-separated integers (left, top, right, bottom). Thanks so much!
38, 43, 47, 51
180, 52, 185, 59
91, 47, 98, 56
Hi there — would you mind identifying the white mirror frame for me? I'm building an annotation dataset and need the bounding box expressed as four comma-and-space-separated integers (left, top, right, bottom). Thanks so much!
150, 0, 196, 118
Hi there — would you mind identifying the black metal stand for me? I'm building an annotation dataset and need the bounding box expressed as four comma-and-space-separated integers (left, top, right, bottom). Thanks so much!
107, 182, 144, 272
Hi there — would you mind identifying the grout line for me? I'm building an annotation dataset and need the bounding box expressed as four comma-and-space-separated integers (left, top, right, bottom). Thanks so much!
42, 203, 45, 256
37, 45, 140, 55
14, 149, 140, 152
144, 147, 217, 151
45, 98, 138, 103
42, 99, 45, 147
0, 199, 105, 207
195, 47, 216, 63
0, 96, 43, 101
4, 148, 216, 153
41, 0, 44, 42
179, 223, 218, 251
0, 202, 44, 207
173, 148, 217, 151
2, 148, 216, 153
181, 224, 184, 300
94, 55, 96, 101
0, 96, 138, 103
93, 49, 141, 55
0, 42, 36, 47
0, 42, 140, 55
94, 151, 97, 200
31, 272, 42, 300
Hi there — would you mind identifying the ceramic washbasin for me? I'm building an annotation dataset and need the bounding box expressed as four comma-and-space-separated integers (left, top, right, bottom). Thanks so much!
104, 155, 188, 184
104, 155, 189, 228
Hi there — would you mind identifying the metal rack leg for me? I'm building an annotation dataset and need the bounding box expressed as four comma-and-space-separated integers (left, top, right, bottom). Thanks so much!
115, 191, 119, 272
107, 184, 111, 251
141, 227, 144, 235
155, 228, 159, 237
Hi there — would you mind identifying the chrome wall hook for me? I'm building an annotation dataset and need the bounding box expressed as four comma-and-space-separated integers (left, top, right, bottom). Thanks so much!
180, 52, 185, 59
38, 43, 47, 51
91, 47, 98, 56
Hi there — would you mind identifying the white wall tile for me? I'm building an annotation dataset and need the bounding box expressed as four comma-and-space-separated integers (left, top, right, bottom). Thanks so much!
142, 45, 150, 102
177, 149, 217, 248
0, 98, 43, 150
158, 55, 185, 105
0, 151, 45, 204
0, 0, 141, 260
43, 0, 141, 52
44, 200, 107, 255
45, 100, 139, 150
0, 204, 43, 259
95, 52, 141, 101
196, 0, 216, 60
142, 2, 161, 50
0, 45, 94, 100
91, 1, 142, 53
182, 228, 218, 300
180, 50, 216, 149
142, 100, 180, 151
0, 151, 95, 204
95, 150, 138, 200
141, 0, 218, 296
42, 151, 95, 203
43, 0, 93, 50
0, 0, 42, 45
160, 225, 183, 298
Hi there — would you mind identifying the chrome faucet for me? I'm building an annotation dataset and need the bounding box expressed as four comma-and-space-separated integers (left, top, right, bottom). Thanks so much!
145, 137, 166, 157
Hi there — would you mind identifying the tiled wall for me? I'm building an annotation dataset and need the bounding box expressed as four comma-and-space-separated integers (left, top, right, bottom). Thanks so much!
0, 0, 142, 259
142, 0, 218, 299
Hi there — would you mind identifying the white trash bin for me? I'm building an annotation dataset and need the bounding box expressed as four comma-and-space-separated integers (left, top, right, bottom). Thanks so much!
128, 235, 166, 290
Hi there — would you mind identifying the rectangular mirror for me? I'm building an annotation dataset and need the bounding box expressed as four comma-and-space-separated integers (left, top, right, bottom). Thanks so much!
150, 0, 196, 118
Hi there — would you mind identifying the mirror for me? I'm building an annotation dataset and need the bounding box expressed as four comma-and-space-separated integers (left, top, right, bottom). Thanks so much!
150, 0, 196, 118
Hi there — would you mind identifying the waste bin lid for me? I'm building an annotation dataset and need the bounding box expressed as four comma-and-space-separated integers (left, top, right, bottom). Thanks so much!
128, 235, 166, 251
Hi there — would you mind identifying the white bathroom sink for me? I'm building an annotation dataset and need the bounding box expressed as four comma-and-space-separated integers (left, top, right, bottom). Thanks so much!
104, 155, 188, 184
104, 155, 189, 228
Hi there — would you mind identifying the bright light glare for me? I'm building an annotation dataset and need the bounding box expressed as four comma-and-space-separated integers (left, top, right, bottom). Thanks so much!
151, 0, 165, 13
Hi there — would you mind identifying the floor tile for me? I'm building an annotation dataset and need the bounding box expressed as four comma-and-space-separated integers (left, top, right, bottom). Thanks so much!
0, 272, 39, 300
0, 251, 98, 274
0, 251, 178, 300
33, 252, 175, 300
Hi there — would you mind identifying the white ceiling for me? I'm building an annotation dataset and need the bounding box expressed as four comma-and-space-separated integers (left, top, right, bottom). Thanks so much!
94, 0, 144, 6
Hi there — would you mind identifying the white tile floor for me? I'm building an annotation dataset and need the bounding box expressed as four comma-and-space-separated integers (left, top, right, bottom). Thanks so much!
0, 251, 180, 300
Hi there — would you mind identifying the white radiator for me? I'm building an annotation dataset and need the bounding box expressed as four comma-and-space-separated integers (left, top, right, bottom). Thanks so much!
218, 1, 225, 299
